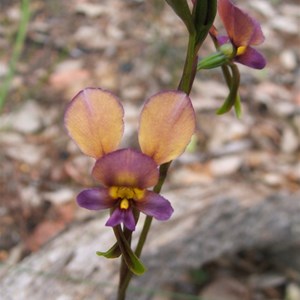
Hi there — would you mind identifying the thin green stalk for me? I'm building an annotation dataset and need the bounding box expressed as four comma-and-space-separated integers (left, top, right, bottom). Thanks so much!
117, 229, 132, 299
178, 33, 197, 94
117, 256, 130, 300
135, 161, 171, 258
153, 162, 172, 193
0, 0, 31, 112
221, 64, 232, 88
116, 212, 141, 299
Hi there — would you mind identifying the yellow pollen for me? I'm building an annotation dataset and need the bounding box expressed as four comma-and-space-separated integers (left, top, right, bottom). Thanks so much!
237, 46, 247, 56
109, 186, 145, 201
109, 186, 119, 199
120, 198, 130, 210
118, 187, 134, 199
133, 188, 145, 201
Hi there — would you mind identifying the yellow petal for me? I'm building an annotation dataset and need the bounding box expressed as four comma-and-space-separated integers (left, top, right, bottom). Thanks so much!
139, 91, 196, 165
64, 88, 124, 158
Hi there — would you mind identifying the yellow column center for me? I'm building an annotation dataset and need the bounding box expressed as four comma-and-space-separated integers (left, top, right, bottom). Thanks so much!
237, 46, 247, 56
109, 186, 145, 210
120, 198, 130, 209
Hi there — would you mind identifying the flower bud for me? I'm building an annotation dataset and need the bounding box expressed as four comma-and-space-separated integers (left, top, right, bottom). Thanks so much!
197, 51, 228, 70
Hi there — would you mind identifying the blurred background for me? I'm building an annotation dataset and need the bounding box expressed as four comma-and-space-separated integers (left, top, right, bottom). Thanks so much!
0, 0, 300, 299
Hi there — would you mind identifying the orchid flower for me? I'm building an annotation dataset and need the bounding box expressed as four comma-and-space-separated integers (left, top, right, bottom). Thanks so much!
64, 88, 196, 231
215, 0, 266, 69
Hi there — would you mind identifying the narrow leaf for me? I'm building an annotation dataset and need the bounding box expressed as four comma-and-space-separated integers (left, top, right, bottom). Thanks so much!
234, 94, 242, 118
165, 0, 195, 34
216, 93, 236, 114
217, 64, 240, 115
114, 226, 146, 275
96, 242, 121, 259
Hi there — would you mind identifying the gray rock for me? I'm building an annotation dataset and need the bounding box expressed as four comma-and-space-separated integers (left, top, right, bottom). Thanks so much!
1, 183, 300, 300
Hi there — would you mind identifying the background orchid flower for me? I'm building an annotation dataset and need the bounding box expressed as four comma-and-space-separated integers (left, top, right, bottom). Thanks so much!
64, 88, 196, 231
216, 0, 266, 69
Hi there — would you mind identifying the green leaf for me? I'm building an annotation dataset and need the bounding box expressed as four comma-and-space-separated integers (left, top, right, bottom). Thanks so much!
165, 0, 195, 34
96, 242, 121, 259
216, 93, 236, 115
217, 64, 240, 115
234, 94, 242, 118
114, 226, 146, 276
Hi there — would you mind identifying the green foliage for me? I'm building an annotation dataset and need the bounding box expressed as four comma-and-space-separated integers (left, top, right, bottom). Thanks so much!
0, 0, 30, 113
193, 0, 217, 45
216, 64, 242, 118
96, 242, 122, 259
165, 0, 195, 34
113, 226, 146, 276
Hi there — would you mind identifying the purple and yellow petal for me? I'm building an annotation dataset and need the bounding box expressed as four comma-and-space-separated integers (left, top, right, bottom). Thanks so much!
139, 91, 196, 165
92, 149, 159, 188
135, 191, 174, 221
77, 188, 113, 210
235, 46, 266, 69
64, 88, 124, 159
218, 0, 264, 47
106, 208, 136, 231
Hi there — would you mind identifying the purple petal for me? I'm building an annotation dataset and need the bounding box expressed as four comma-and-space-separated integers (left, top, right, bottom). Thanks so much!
106, 208, 136, 231
218, 0, 265, 47
235, 46, 266, 69
92, 149, 159, 188
135, 191, 174, 221
77, 188, 113, 210
217, 35, 230, 46
123, 209, 136, 231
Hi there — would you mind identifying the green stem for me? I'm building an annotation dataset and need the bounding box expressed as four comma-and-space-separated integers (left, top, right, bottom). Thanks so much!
116, 212, 141, 299
117, 236, 133, 300
117, 257, 128, 300
178, 33, 197, 94
135, 162, 171, 257
221, 64, 232, 88
0, 0, 30, 112
117, 229, 132, 295
153, 162, 171, 193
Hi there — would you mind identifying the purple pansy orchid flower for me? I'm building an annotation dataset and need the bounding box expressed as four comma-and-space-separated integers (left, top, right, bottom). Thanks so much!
215, 0, 266, 69
64, 88, 196, 231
